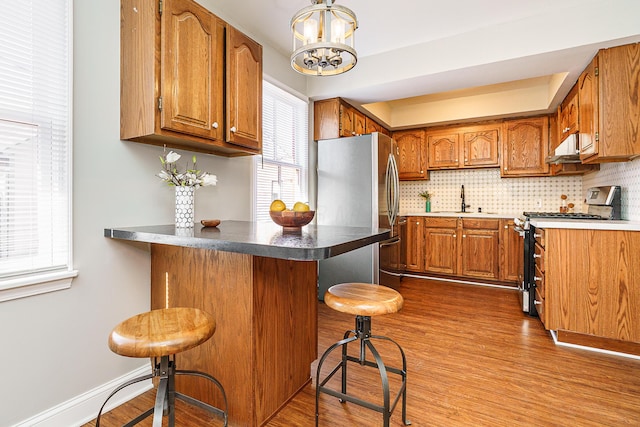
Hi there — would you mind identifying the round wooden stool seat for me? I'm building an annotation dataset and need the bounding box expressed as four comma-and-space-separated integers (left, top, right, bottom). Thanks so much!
324, 283, 404, 317
108, 307, 216, 358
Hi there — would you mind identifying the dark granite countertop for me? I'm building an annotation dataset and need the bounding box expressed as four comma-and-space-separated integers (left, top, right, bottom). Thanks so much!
104, 221, 391, 261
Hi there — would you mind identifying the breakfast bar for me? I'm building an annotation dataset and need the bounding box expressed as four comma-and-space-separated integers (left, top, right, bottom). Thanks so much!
104, 221, 390, 426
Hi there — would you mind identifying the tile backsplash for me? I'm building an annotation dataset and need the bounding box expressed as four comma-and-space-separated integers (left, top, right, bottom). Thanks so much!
583, 158, 640, 221
401, 159, 640, 220
400, 168, 584, 215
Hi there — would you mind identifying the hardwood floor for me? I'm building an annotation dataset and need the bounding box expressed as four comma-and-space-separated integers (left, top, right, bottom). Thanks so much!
85, 278, 640, 426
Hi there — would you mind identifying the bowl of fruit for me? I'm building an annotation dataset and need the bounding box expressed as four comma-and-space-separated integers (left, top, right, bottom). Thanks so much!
269, 200, 315, 232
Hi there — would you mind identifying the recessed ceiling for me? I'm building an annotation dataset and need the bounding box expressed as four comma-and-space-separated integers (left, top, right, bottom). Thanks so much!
201, 0, 640, 128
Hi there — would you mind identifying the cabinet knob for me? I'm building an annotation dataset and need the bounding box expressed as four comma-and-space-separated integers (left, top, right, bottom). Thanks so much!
504, 225, 509, 229
453, 234, 457, 238
534, 276, 542, 282
211, 122, 219, 129
534, 300, 542, 305
533, 254, 541, 259
416, 222, 419, 225
230, 126, 237, 133
462, 234, 466, 238
420, 170, 424, 174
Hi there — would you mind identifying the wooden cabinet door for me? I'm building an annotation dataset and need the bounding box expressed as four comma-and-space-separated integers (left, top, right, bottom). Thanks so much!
427, 131, 459, 169
558, 83, 579, 143
461, 229, 499, 279
226, 26, 262, 150
424, 227, 457, 275
365, 117, 383, 134
405, 217, 424, 272
501, 116, 550, 176
394, 129, 428, 180
339, 104, 355, 137
462, 124, 500, 167
161, 0, 224, 140
499, 219, 523, 284
353, 109, 366, 136
578, 55, 599, 159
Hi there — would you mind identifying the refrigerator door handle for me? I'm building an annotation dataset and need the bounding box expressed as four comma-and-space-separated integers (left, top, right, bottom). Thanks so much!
389, 153, 400, 223
385, 153, 395, 226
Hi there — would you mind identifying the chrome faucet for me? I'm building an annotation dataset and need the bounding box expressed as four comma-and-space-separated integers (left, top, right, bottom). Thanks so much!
461, 185, 470, 212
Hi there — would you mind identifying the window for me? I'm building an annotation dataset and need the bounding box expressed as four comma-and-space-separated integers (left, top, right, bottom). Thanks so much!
254, 80, 309, 221
0, 0, 75, 301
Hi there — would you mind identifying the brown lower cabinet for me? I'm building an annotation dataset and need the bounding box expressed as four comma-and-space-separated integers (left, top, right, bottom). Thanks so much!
402, 216, 520, 286
538, 227, 640, 345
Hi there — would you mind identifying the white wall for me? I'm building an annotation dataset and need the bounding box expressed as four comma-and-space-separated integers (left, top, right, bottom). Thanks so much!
0, 1, 305, 426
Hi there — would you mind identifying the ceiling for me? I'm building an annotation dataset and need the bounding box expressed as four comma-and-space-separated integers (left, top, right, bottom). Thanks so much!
207, 0, 640, 128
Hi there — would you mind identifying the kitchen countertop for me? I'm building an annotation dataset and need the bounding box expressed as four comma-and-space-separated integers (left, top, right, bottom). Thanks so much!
104, 221, 391, 261
400, 211, 519, 219
529, 218, 640, 231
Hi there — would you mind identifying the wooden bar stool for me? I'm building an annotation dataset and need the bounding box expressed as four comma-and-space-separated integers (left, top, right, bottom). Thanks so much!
96, 307, 228, 426
316, 283, 411, 427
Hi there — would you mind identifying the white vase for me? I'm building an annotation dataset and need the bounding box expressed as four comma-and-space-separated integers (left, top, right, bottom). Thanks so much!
175, 186, 195, 228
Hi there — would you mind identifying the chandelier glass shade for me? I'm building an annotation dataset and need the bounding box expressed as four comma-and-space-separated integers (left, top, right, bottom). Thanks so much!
290, 0, 358, 76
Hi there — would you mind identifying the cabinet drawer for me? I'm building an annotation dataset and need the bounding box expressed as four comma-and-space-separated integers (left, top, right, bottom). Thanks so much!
535, 288, 545, 326
534, 263, 545, 295
462, 218, 499, 230
424, 218, 458, 228
534, 242, 545, 272
534, 228, 545, 247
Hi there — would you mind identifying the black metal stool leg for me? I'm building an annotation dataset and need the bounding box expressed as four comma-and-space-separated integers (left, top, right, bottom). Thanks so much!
316, 315, 411, 426
96, 353, 228, 427
315, 334, 359, 426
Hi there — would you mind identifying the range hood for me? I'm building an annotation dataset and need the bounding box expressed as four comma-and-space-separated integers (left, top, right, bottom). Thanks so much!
546, 133, 581, 164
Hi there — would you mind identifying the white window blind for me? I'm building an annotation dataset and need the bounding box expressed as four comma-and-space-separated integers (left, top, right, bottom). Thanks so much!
255, 81, 309, 221
0, 0, 74, 301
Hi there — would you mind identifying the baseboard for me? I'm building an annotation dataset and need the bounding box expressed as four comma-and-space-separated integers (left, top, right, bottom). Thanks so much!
12, 365, 153, 427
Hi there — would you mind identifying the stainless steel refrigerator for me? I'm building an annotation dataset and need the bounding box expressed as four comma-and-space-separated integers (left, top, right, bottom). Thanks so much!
316, 132, 401, 300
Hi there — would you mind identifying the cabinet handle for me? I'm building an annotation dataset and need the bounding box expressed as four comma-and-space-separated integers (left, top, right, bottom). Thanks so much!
230, 126, 237, 133
212, 122, 219, 129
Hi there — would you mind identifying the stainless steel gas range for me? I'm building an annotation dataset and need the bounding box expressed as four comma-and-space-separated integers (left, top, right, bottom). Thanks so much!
513, 186, 621, 316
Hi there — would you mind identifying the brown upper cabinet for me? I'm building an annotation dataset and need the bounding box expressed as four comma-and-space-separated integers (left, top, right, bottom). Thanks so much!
226, 27, 263, 151
549, 113, 599, 176
120, 0, 262, 156
579, 42, 640, 163
426, 123, 500, 170
393, 129, 429, 180
557, 83, 579, 144
314, 97, 387, 140
501, 116, 550, 177
365, 116, 390, 135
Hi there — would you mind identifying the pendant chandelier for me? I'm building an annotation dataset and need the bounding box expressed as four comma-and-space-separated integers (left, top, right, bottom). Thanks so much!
290, 0, 358, 76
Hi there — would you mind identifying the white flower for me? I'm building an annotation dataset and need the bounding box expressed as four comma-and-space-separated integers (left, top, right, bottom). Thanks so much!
201, 173, 218, 186
157, 148, 217, 188
165, 151, 181, 163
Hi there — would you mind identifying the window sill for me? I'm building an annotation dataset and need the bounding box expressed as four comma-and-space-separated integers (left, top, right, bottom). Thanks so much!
0, 270, 79, 302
